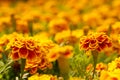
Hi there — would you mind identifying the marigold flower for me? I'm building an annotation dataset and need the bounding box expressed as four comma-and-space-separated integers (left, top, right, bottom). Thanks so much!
96, 63, 107, 72
24, 39, 57, 74
25, 54, 53, 74
46, 45, 73, 63
100, 70, 120, 80
83, 12, 102, 27
59, 45, 73, 58
80, 32, 112, 52
57, 11, 81, 25
86, 64, 93, 72
48, 18, 69, 34
8, 37, 42, 62
108, 57, 120, 71
47, 46, 60, 62
86, 63, 107, 73
0, 35, 10, 46
112, 22, 120, 34
55, 29, 83, 44
69, 77, 83, 80
28, 73, 58, 80
16, 19, 29, 34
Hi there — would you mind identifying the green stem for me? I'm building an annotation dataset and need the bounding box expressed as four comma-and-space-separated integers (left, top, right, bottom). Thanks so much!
53, 60, 60, 76
0, 60, 13, 74
107, 25, 112, 36
58, 57, 70, 80
20, 59, 26, 80
28, 21, 33, 36
11, 15, 16, 32
92, 51, 98, 79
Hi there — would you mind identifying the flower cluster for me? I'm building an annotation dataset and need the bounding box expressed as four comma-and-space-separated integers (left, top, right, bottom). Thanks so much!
6, 36, 55, 74
0, 0, 120, 80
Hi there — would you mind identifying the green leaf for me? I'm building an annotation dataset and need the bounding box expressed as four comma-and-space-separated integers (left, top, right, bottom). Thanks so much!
0, 61, 4, 68
0, 60, 13, 74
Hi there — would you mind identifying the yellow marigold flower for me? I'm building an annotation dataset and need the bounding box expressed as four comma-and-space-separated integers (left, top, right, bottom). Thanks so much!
43, 0, 58, 14
48, 18, 69, 34
47, 46, 60, 62
16, 19, 29, 34
34, 32, 50, 42
40, 39, 58, 53
57, 11, 81, 25
80, 32, 112, 51
33, 23, 45, 31
55, 30, 70, 44
91, 0, 107, 7
28, 73, 39, 80
97, 5, 110, 18
0, 32, 23, 47
70, 77, 84, 80
112, 22, 120, 34
102, 18, 117, 25
60, 45, 73, 58
28, 73, 57, 80
108, 57, 120, 71
112, 0, 120, 9
47, 45, 73, 62
100, 69, 120, 80
0, 16, 11, 25
55, 29, 83, 44
0, 35, 10, 46
96, 25, 109, 33
82, 12, 102, 27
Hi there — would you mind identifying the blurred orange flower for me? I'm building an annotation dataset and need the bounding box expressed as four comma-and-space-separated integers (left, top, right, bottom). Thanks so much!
48, 18, 69, 34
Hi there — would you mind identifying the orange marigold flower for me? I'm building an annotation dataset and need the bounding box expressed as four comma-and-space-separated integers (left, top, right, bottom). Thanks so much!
47, 45, 73, 62
0, 35, 9, 46
25, 60, 39, 74
48, 18, 69, 34
96, 63, 107, 72
8, 37, 42, 62
24, 40, 56, 74
86, 64, 93, 72
80, 32, 112, 52
25, 58, 52, 74
16, 19, 29, 34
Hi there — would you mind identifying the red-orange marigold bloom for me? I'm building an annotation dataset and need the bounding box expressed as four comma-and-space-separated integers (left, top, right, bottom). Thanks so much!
80, 32, 112, 52
8, 37, 42, 62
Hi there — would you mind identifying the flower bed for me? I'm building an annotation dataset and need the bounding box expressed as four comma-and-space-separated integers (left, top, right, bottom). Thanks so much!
0, 0, 120, 80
